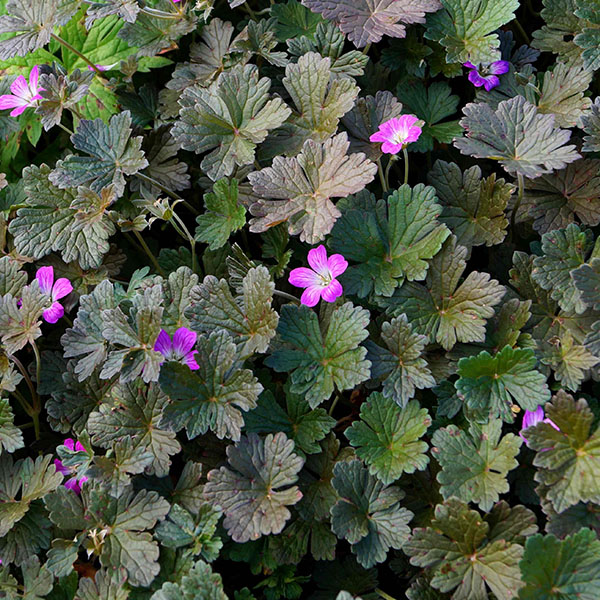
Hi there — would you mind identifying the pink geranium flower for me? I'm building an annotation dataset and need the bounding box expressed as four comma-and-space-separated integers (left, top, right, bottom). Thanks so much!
519, 406, 559, 447
54, 438, 89, 495
154, 327, 200, 370
464, 60, 510, 92
0, 65, 44, 117
35, 266, 73, 324
369, 115, 422, 154
288, 245, 348, 307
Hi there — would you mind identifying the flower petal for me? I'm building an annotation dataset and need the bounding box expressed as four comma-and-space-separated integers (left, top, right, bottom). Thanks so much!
43, 302, 64, 324
154, 329, 172, 356
52, 277, 73, 301
36, 266, 54, 294
307, 245, 329, 276
29, 65, 39, 92
300, 285, 322, 307
404, 125, 422, 144
172, 327, 197, 357
54, 458, 70, 476
289, 267, 319, 288
185, 351, 200, 370
380, 141, 403, 154
369, 130, 389, 143
327, 253, 348, 278
320, 278, 343, 303
9, 104, 28, 117
468, 70, 486, 88
489, 60, 510, 75
64, 477, 82, 494
63, 438, 75, 451
74, 441, 86, 452
10, 75, 28, 98
463, 61, 476, 69
483, 75, 500, 91
0, 95, 27, 110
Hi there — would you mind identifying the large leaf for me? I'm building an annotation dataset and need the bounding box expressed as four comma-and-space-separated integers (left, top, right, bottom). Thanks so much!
151, 560, 227, 600
432, 419, 522, 511
330, 459, 413, 568
574, 0, 600, 70
456, 345, 551, 423
49, 112, 148, 196
0, 398, 23, 456
345, 393, 431, 485
582, 97, 600, 152
9, 165, 116, 269
329, 185, 450, 298
454, 96, 580, 179
427, 160, 512, 250
365, 315, 436, 406
172, 64, 291, 181
519, 529, 600, 600
301, 0, 442, 48
379, 236, 505, 350
405, 499, 537, 600
186, 266, 278, 356
265, 302, 371, 408
425, 0, 519, 64
527, 391, 600, 513
158, 330, 262, 441
203, 432, 304, 542
0, 283, 46, 354
249, 133, 376, 244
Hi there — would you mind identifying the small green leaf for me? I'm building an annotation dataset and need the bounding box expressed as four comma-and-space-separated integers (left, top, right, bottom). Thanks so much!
0, 398, 23, 455
345, 393, 431, 485
151, 560, 227, 600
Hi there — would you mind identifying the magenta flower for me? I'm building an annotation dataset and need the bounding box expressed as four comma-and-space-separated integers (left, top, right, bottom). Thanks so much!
154, 327, 200, 370
369, 115, 422, 154
35, 266, 73, 324
520, 406, 559, 447
0, 65, 43, 117
288, 245, 348, 307
464, 60, 510, 92
54, 438, 89, 495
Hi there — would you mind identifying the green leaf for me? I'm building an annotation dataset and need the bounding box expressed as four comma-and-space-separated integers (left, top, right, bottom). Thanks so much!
536, 62, 592, 128
159, 330, 262, 441
519, 529, 600, 600
9, 165, 115, 269
83, 0, 140, 26
151, 560, 227, 600
572, 257, 600, 311
187, 266, 278, 356
520, 158, 600, 235
302, 0, 442, 48
454, 96, 580, 179
0, 256, 27, 297
425, 0, 519, 64
329, 184, 450, 298
0, 398, 23, 455
531, 224, 593, 313
456, 345, 551, 423
365, 315, 436, 406
345, 393, 431, 485
49, 111, 148, 196
527, 391, 600, 513
87, 382, 180, 477
75, 569, 129, 600
574, 0, 600, 70
0, 454, 62, 537
5, 557, 53, 600
266, 302, 371, 408
432, 419, 522, 511
427, 160, 512, 250
249, 133, 377, 244
265, 52, 358, 157
582, 97, 600, 152
380, 236, 505, 351
271, 0, 325, 41
203, 432, 304, 542
87, 486, 170, 587
0, 283, 46, 354
172, 64, 290, 181
405, 498, 537, 600
100, 284, 164, 384
330, 459, 413, 568
155, 503, 223, 562
243, 389, 335, 456
195, 178, 246, 250
341, 91, 404, 162
396, 82, 461, 152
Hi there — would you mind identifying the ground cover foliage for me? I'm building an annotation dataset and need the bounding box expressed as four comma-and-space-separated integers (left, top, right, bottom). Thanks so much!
1, 0, 600, 598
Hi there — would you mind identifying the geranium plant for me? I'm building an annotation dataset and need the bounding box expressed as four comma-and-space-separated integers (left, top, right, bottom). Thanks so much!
0, 0, 599, 599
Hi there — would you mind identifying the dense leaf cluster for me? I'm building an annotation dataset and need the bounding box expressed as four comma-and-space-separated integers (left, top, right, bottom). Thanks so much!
1, 0, 600, 599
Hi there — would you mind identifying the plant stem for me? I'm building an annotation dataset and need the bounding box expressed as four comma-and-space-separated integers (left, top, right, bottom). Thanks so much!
10, 355, 37, 412
171, 212, 197, 274
133, 229, 165, 277
510, 173, 525, 242
140, 6, 180, 19
402, 147, 409, 185
384, 155, 396, 191
513, 17, 530, 45
375, 589, 397, 600
57, 122, 74, 136
30, 341, 42, 440
135, 172, 199, 215
272, 289, 301, 305
377, 158, 388, 193
362, 42, 371, 55
50, 34, 106, 77
328, 390, 343, 416
11, 388, 34, 416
